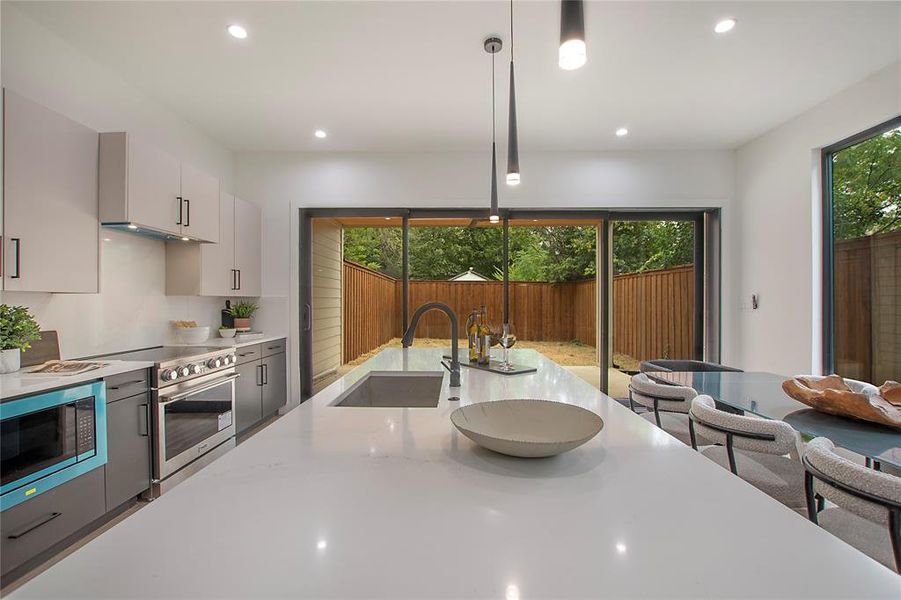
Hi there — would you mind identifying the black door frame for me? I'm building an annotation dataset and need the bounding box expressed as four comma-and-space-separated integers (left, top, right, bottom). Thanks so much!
820, 115, 901, 374
299, 207, 717, 400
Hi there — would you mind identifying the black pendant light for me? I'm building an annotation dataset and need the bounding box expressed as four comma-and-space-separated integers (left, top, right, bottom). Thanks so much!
485, 36, 502, 223
559, 0, 586, 70
506, 0, 520, 186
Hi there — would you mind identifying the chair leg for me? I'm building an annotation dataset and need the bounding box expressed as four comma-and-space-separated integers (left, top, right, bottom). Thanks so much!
725, 433, 738, 475
890, 509, 901, 574
653, 401, 662, 428
688, 417, 698, 451
628, 390, 635, 413
804, 471, 819, 524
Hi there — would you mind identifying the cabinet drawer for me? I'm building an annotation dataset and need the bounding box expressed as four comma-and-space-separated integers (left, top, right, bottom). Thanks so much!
105, 368, 150, 403
261, 339, 286, 358
1, 467, 105, 577
235, 344, 262, 365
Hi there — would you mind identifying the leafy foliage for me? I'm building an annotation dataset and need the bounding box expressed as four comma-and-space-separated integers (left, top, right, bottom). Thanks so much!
832, 127, 900, 241
612, 221, 694, 275
343, 221, 698, 282
226, 301, 259, 318
0, 305, 41, 352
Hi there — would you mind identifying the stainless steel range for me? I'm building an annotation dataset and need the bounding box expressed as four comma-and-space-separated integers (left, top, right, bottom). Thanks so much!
101, 346, 238, 497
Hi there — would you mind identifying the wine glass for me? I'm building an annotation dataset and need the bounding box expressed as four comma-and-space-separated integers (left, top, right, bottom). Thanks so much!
499, 323, 517, 371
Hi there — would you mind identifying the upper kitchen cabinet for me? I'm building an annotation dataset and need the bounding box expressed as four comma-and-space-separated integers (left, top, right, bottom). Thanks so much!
3, 90, 99, 293
179, 161, 220, 243
99, 133, 219, 243
166, 193, 261, 297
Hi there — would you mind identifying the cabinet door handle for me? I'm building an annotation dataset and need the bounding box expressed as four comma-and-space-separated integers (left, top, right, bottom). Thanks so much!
230, 269, 236, 291
139, 403, 149, 436
262, 363, 268, 385
184, 198, 191, 227
10, 238, 21, 279
109, 379, 146, 390
7, 512, 62, 540
177, 196, 183, 225
256, 364, 263, 387
237, 269, 241, 290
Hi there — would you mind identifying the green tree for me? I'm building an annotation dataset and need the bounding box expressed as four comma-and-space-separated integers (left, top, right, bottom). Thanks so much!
343, 227, 403, 278
832, 127, 900, 241
612, 221, 694, 275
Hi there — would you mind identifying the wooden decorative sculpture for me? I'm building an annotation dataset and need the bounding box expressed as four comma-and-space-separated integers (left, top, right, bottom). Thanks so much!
782, 375, 901, 430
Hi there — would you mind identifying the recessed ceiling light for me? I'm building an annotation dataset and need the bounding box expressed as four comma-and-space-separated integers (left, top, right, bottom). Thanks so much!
616, 127, 629, 137
714, 18, 736, 34
314, 129, 328, 139
227, 24, 248, 39
181, 237, 190, 241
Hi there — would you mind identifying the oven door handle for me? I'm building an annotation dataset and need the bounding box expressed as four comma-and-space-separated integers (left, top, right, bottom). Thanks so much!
158, 374, 240, 405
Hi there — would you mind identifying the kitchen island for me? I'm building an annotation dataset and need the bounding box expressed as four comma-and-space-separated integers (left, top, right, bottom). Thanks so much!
9, 349, 900, 598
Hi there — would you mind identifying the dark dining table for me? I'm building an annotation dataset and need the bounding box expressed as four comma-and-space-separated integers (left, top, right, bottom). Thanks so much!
645, 370, 901, 469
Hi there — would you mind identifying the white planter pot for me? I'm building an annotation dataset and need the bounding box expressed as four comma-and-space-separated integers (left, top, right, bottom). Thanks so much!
0, 349, 21, 374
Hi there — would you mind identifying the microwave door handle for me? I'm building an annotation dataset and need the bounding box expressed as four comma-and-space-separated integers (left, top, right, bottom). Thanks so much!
158, 374, 240, 405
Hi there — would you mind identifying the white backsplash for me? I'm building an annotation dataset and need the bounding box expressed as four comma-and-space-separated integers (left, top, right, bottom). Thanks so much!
2, 229, 278, 359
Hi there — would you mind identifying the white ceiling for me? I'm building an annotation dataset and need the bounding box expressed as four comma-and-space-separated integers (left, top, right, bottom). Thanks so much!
12, 1, 900, 152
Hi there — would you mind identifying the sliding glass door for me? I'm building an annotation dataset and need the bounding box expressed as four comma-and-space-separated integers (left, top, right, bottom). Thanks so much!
300, 208, 714, 400
608, 218, 702, 397
823, 117, 900, 382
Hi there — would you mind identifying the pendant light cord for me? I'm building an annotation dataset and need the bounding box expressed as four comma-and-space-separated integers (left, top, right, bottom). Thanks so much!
510, 0, 514, 61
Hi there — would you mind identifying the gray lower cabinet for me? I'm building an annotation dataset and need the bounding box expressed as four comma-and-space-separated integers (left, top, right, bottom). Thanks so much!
234, 340, 287, 436
235, 360, 263, 434
105, 392, 152, 510
262, 352, 287, 416
1, 467, 105, 580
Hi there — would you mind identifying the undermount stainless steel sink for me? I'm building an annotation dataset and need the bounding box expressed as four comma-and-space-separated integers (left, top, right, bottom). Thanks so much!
332, 371, 444, 408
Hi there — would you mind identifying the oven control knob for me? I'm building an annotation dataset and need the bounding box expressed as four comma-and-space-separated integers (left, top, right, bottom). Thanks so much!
189, 364, 202, 375
178, 366, 190, 377
162, 369, 178, 381
228, 354, 237, 364
207, 357, 222, 369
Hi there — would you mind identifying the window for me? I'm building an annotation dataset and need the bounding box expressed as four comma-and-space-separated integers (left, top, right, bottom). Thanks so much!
823, 117, 901, 382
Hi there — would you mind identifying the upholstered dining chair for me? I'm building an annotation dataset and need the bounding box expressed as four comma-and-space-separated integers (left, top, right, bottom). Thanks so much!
629, 373, 708, 446
639, 359, 743, 374
803, 437, 901, 572
689, 395, 807, 511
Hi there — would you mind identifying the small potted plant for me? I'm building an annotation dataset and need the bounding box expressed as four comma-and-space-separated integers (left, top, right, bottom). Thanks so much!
0, 304, 41, 374
218, 325, 237, 338
226, 300, 259, 332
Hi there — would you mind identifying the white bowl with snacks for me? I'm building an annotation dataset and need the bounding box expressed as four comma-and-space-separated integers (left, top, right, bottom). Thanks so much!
173, 321, 210, 344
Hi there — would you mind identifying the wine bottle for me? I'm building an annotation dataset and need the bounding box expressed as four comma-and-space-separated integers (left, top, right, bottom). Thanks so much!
466, 309, 479, 363
477, 306, 491, 365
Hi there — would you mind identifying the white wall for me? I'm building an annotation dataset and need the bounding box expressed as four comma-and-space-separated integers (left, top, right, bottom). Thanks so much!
235, 149, 738, 399
734, 62, 900, 376
0, 5, 249, 359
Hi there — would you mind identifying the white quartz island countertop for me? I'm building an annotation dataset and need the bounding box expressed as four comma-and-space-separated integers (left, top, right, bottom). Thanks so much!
10, 349, 900, 598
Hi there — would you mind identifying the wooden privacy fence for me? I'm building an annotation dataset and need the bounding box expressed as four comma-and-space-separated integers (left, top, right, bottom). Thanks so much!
342, 260, 696, 365
611, 265, 694, 363
833, 230, 900, 383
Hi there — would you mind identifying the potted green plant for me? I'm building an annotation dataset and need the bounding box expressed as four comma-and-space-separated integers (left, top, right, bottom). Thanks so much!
0, 305, 41, 374
218, 325, 237, 338
226, 300, 259, 332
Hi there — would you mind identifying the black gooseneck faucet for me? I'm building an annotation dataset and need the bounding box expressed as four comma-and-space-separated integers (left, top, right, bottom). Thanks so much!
401, 302, 461, 388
